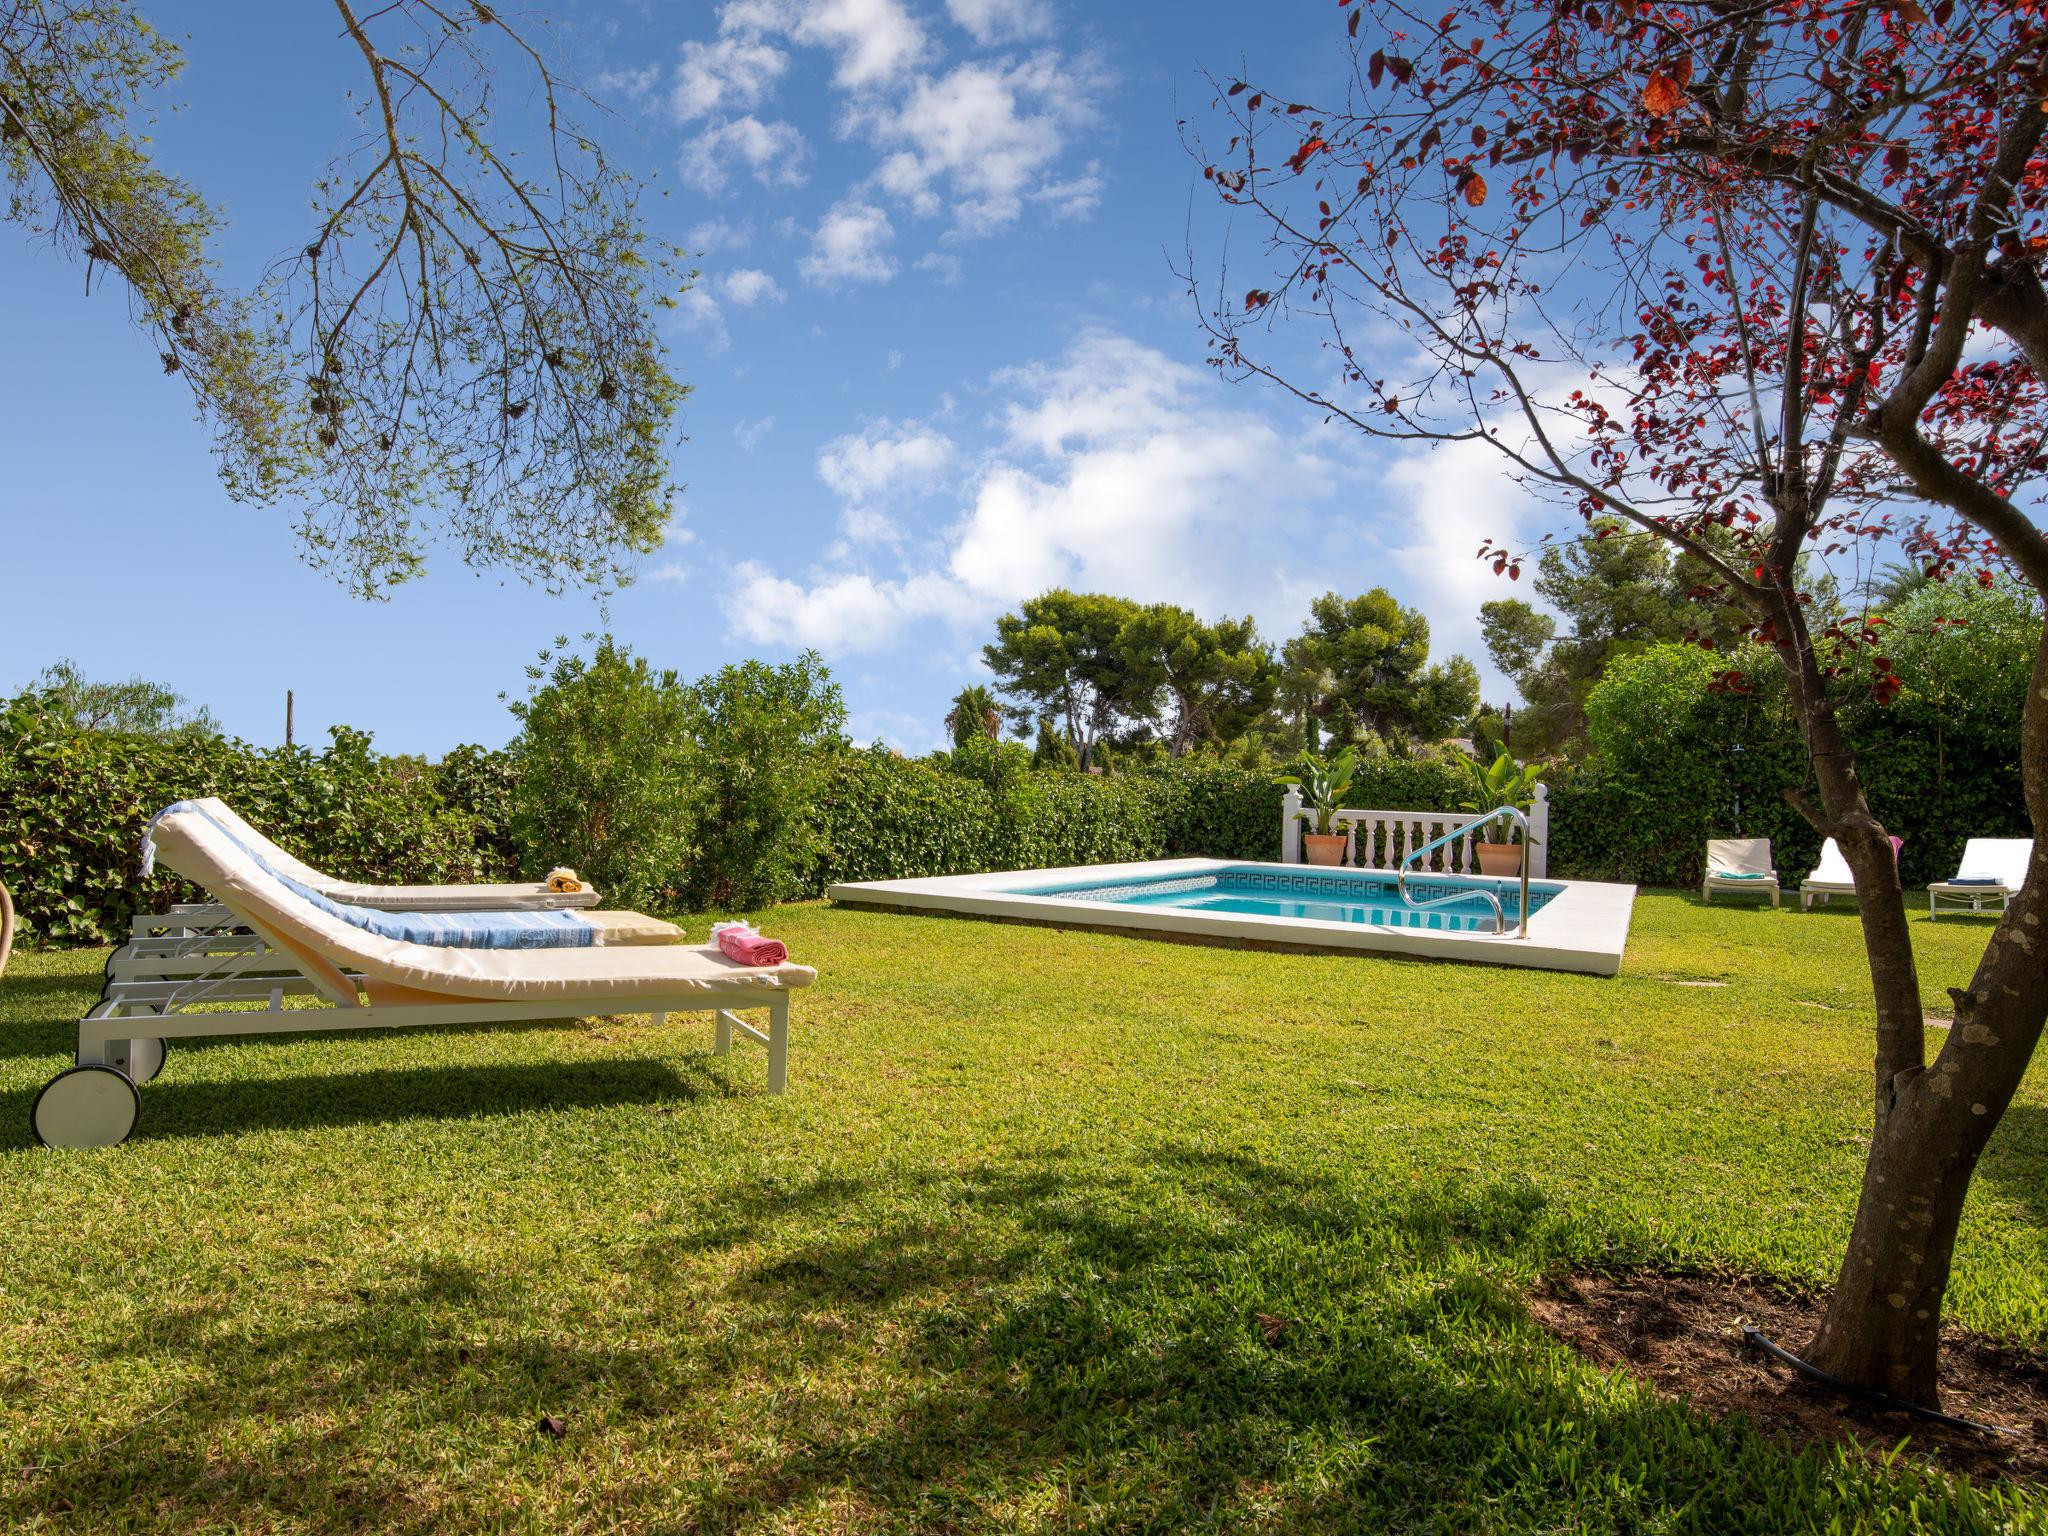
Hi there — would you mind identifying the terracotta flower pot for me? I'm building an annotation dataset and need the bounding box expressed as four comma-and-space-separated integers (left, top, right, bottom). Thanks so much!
1303, 833, 1349, 867
1475, 841, 1523, 876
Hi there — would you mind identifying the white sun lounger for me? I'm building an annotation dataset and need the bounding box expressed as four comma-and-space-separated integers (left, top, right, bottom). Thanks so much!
114, 799, 678, 1001
1800, 836, 1902, 910
33, 807, 814, 1148
137, 796, 602, 923
1702, 838, 1779, 907
1928, 838, 2032, 920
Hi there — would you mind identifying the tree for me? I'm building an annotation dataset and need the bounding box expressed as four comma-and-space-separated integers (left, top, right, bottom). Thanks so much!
1195, 0, 2048, 1404
983, 591, 1151, 770
1285, 589, 1480, 743
1115, 605, 1279, 756
2, 2, 684, 594
1477, 599, 1554, 683
32, 658, 218, 737
944, 685, 1003, 748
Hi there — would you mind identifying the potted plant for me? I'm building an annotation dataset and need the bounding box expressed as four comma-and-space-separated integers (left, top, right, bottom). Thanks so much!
1279, 747, 1360, 866
1455, 744, 1544, 876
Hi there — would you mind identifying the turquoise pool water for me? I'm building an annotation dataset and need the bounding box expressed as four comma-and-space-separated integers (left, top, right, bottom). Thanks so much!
1010, 866, 1560, 934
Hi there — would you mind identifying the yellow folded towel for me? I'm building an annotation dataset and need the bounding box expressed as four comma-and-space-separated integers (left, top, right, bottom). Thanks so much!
546, 866, 584, 894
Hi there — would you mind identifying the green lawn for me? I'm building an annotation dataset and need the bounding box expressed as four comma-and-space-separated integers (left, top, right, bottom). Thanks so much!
2, 893, 2046, 1533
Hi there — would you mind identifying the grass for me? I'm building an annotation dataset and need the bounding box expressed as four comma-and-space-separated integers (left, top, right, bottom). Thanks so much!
2, 892, 2047, 1532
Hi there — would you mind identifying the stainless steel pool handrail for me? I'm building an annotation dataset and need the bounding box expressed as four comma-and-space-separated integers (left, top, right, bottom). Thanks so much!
1395, 806, 1532, 938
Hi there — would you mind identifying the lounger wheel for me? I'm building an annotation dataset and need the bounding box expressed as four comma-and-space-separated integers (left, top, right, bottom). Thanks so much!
31, 1065, 140, 1149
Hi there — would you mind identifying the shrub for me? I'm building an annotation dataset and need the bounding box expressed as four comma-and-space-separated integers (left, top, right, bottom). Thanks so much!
678, 654, 845, 910
505, 639, 699, 911
0, 692, 498, 945
1572, 600, 2038, 886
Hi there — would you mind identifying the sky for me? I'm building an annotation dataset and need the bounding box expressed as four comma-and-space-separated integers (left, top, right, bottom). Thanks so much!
0, 0, 1546, 757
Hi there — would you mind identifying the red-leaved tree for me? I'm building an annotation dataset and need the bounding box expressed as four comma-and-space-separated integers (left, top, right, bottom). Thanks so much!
1192, 0, 2048, 1406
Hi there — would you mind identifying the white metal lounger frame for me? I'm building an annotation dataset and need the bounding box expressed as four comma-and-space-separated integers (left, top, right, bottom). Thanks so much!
46, 914, 796, 1148
1929, 883, 2016, 919
82, 981, 791, 1092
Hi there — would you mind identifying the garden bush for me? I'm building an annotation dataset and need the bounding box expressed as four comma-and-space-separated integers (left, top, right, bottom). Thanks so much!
1567, 587, 2038, 887
0, 692, 501, 945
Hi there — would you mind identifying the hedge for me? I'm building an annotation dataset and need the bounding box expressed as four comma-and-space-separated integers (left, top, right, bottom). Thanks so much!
0, 693, 511, 946
2, 630, 2033, 946
1562, 604, 2034, 888
803, 750, 1467, 892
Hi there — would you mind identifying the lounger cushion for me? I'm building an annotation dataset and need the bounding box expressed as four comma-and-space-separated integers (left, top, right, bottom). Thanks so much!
587, 911, 688, 946
150, 810, 814, 1002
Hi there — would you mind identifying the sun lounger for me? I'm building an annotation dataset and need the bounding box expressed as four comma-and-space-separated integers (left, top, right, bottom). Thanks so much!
143, 796, 603, 913
1702, 838, 1779, 907
33, 806, 812, 1148
114, 800, 681, 1003
1928, 838, 2032, 920
1800, 835, 1903, 910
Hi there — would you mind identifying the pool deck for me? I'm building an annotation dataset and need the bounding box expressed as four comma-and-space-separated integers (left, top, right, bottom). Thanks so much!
827, 858, 1639, 976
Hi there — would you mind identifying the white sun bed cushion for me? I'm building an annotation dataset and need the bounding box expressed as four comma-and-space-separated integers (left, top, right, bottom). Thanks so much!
190, 797, 601, 911
151, 809, 812, 1003
1705, 838, 1776, 880
1803, 838, 1856, 890
1933, 838, 2032, 893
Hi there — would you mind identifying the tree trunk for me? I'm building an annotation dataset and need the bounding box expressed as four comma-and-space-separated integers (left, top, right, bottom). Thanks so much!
1802, 621, 2048, 1404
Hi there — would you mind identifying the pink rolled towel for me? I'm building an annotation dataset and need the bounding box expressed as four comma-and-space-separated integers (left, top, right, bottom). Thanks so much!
717, 926, 788, 967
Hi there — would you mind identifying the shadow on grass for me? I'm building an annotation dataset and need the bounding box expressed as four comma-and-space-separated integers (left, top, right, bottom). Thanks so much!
0, 1055, 729, 1149
0, 1145, 2000, 1532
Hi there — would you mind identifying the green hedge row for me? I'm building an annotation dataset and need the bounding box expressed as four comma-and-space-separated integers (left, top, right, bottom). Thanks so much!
0, 694, 512, 946
804, 750, 1471, 891
3, 625, 2032, 945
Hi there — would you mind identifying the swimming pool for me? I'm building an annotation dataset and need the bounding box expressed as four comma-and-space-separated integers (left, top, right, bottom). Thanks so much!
828, 858, 1637, 974
1021, 867, 1559, 932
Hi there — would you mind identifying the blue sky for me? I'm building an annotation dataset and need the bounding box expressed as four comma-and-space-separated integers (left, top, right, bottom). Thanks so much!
0, 0, 1538, 756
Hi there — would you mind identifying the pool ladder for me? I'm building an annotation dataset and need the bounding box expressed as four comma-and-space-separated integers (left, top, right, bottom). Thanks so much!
1394, 806, 1531, 938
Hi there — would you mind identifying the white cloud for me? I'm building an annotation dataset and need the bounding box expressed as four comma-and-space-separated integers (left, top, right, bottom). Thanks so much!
914, 251, 965, 285
798, 201, 897, 286
717, 0, 929, 90
687, 218, 752, 254
677, 287, 730, 354
719, 331, 1343, 653
946, 0, 1055, 46
672, 35, 788, 120
646, 562, 692, 587
864, 53, 1106, 233
817, 420, 955, 502
725, 564, 982, 650
680, 116, 807, 197
886, 348, 905, 371
719, 268, 786, 306
1382, 436, 1544, 702
597, 64, 663, 104
734, 415, 777, 450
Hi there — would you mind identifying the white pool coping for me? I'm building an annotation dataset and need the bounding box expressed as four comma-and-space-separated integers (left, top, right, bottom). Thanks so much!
827, 858, 1638, 976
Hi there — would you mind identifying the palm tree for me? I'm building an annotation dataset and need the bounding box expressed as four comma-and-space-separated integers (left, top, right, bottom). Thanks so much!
945, 685, 1003, 747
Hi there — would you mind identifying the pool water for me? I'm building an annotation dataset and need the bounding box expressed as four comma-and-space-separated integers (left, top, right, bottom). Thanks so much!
1013, 867, 1559, 934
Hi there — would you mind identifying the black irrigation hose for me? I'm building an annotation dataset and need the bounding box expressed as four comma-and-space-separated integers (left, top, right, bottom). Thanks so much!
1741, 1326, 2017, 1437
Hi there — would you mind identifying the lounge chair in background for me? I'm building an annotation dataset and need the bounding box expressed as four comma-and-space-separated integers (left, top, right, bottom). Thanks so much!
33, 806, 813, 1148
1702, 838, 1780, 907
1927, 838, 2032, 920
1800, 836, 1904, 910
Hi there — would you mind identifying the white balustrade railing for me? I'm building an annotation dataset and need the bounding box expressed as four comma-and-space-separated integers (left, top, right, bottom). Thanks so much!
1279, 782, 1549, 879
